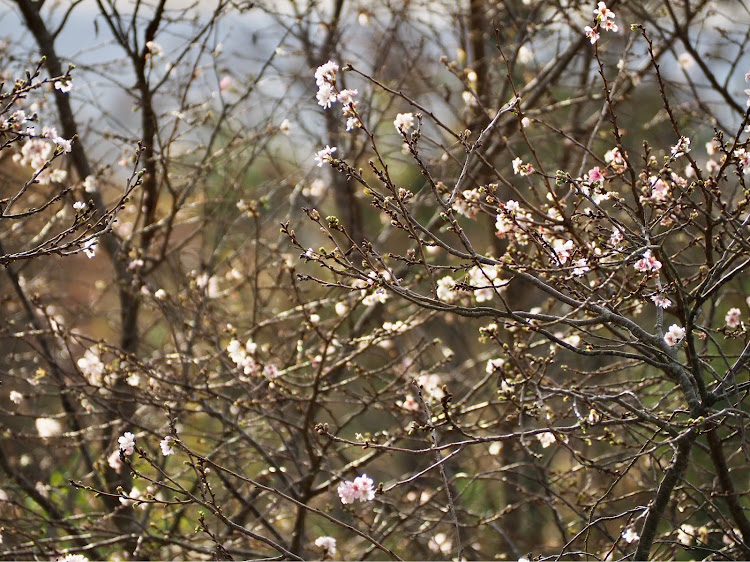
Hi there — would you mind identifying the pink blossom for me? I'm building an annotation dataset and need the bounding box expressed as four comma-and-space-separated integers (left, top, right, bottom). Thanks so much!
651, 294, 672, 309
587, 166, 604, 186
160, 436, 175, 456
337, 474, 376, 504
648, 177, 670, 202
219, 75, 232, 92
634, 250, 662, 273
725, 307, 742, 328
609, 228, 623, 246
398, 394, 421, 412
107, 449, 123, 473
584, 26, 600, 44
734, 148, 750, 172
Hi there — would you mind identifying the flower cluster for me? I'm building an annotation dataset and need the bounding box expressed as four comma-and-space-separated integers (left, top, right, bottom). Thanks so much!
605, 146, 628, 173
394, 112, 414, 133
726, 307, 742, 328
118, 432, 136, 456
160, 436, 175, 456
577, 166, 614, 204
495, 199, 533, 245
466, 264, 508, 302
227, 337, 259, 375
314, 145, 337, 167
670, 136, 691, 158
512, 156, 534, 176
651, 294, 672, 309
634, 250, 662, 273
337, 474, 376, 504
452, 188, 482, 219
314, 536, 337, 558
584, 2, 618, 44
77, 347, 105, 385
315, 60, 361, 131
664, 324, 685, 347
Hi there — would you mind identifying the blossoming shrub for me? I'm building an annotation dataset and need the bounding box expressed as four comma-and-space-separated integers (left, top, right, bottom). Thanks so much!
2, 1, 750, 561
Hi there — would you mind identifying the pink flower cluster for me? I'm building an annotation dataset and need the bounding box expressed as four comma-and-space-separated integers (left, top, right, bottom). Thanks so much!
726, 308, 742, 328
634, 250, 662, 273
337, 474, 376, 504
584, 2, 618, 44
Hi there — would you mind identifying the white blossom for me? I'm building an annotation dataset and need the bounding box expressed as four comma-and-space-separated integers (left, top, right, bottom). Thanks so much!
160, 436, 175, 456
314, 536, 337, 558
394, 112, 415, 133
36, 418, 63, 438
118, 431, 136, 456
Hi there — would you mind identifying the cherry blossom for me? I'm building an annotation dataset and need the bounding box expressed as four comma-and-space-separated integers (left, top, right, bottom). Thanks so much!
512, 156, 534, 175
436, 275, 458, 302
467, 264, 508, 302
314, 536, 337, 558
609, 228, 623, 246
733, 147, 750, 172
537, 431, 556, 448
593, 2, 615, 21
622, 527, 640, 543
572, 258, 590, 277
634, 250, 662, 273
316, 83, 337, 108
398, 394, 421, 412
227, 338, 259, 375
486, 357, 505, 373
584, 25, 600, 44
54, 79, 72, 93
586, 166, 604, 186
160, 436, 175, 456
670, 136, 691, 158
605, 146, 627, 172
337, 88, 358, 108
82, 238, 98, 259
36, 418, 63, 438
118, 432, 136, 456
650, 294, 672, 309
314, 60, 339, 86
394, 112, 415, 133
77, 348, 105, 385
337, 474, 375, 504
314, 145, 337, 167
107, 449, 123, 473
725, 307, 741, 328
664, 324, 686, 347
